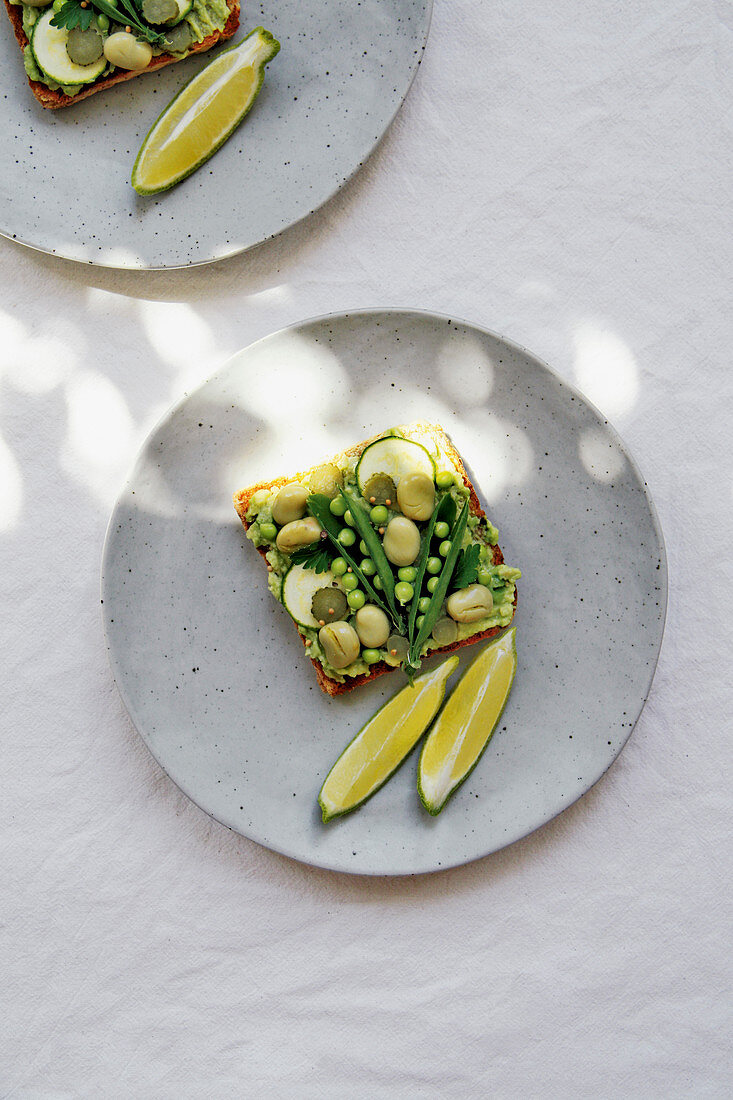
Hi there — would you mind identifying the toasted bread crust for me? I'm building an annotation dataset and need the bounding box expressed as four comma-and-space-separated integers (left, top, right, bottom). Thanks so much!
233, 424, 518, 697
4, 0, 239, 109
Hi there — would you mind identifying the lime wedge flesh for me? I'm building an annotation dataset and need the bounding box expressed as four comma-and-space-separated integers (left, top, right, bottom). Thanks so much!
319, 656, 460, 822
418, 629, 517, 815
132, 27, 280, 195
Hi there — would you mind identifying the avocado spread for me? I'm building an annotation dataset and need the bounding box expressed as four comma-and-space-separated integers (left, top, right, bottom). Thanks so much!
242, 426, 521, 687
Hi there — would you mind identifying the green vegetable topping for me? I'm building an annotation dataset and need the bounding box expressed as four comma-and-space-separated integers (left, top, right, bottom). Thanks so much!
51, 0, 166, 46
407, 498, 470, 671
338, 528, 356, 547
141, 0, 177, 25
426, 557, 442, 575
369, 504, 389, 525
395, 581, 414, 604
288, 540, 333, 574
329, 497, 347, 517
434, 521, 450, 539
347, 590, 366, 611
451, 544, 481, 591
362, 473, 397, 508
435, 471, 454, 489
311, 587, 348, 624
331, 557, 347, 576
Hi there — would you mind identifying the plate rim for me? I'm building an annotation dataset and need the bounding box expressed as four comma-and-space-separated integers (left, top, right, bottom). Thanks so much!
101, 306, 669, 875
1, 2, 434, 271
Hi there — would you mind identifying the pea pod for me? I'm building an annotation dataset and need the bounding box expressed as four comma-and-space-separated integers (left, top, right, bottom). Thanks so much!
407, 499, 469, 669
339, 487, 403, 629
306, 494, 399, 629
407, 493, 458, 648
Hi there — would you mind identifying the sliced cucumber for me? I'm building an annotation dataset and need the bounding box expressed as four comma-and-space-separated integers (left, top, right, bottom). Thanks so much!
172, 0, 193, 24
31, 10, 106, 85
281, 565, 345, 630
355, 437, 436, 496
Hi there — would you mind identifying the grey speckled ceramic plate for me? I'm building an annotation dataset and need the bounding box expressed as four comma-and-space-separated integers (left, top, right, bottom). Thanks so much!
101, 309, 667, 875
1, 1, 431, 269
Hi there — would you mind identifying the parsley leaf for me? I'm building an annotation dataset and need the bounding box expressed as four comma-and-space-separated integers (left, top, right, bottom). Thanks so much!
51, 1, 94, 31
290, 541, 333, 574
451, 544, 481, 591
52, 0, 166, 46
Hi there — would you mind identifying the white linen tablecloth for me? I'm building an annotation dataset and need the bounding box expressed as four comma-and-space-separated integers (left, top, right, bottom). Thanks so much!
2, 1, 731, 1095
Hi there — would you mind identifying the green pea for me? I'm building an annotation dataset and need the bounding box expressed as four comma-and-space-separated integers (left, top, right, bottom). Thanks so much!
347, 589, 366, 610
436, 471, 454, 489
477, 567, 492, 586
362, 648, 381, 665
373, 576, 383, 590
331, 557, 347, 576
360, 558, 376, 576
342, 573, 358, 592
359, 540, 369, 557
397, 566, 416, 583
439, 540, 452, 557
259, 522, 277, 542
96, 12, 109, 31
427, 576, 440, 593
394, 581, 414, 604
434, 521, 450, 540
416, 615, 425, 630
370, 504, 389, 525
418, 596, 431, 613
426, 556, 442, 575
329, 497, 347, 517
344, 510, 355, 527
338, 528, 356, 547
52, 0, 65, 10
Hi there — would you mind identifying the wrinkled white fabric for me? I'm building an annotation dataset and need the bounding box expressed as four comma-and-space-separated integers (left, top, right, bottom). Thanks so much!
1, 1, 731, 1095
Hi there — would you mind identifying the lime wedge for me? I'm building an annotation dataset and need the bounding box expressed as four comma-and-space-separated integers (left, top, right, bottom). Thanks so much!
319, 656, 460, 823
132, 27, 280, 195
418, 629, 517, 815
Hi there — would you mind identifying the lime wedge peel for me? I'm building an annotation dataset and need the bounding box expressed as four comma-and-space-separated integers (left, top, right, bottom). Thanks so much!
418, 629, 517, 816
132, 26, 280, 196
318, 656, 460, 823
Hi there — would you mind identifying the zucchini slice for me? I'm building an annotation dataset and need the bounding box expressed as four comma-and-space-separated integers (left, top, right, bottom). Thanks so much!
172, 0, 193, 23
281, 565, 345, 630
31, 10, 107, 85
355, 437, 436, 495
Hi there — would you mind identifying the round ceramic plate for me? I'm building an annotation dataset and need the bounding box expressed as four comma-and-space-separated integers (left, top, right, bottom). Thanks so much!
102, 309, 667, 875
0, 1, 431, 269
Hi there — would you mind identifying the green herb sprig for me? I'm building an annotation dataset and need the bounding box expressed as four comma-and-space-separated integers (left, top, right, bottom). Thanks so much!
451, 544, 481, 591
289, 540, 334, 574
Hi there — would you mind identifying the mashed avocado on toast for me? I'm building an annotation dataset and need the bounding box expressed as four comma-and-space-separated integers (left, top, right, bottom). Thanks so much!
4, 0, 238, 107
233, 424, 521, 697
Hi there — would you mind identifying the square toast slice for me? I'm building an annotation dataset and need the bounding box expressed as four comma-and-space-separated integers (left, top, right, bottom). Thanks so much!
233, 423, 519, 697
